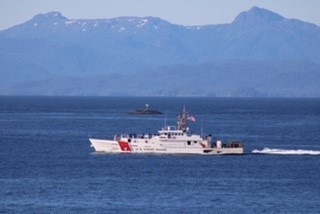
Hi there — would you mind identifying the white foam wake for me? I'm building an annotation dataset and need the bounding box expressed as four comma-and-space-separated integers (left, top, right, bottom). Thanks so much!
252, 148, 320, 155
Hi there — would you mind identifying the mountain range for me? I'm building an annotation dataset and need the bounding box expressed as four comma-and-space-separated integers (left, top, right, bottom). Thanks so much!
0, 6, 319, 97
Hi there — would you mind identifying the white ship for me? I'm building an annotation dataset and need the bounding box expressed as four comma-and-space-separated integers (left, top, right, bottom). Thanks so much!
89, 108, 244, 155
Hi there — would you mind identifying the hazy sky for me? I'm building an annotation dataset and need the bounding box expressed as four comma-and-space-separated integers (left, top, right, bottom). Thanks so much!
1, 0, 320, 30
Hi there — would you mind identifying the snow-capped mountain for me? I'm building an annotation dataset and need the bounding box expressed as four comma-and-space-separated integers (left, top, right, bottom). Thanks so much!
0, 7, 319, 96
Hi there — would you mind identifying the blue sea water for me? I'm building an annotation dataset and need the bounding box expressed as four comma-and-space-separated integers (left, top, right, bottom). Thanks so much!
0, 96, 320, 213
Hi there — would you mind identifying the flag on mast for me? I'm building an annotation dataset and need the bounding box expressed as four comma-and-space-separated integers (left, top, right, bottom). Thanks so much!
187, 115, 196, 122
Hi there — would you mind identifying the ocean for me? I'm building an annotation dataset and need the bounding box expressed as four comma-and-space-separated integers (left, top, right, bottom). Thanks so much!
0, 96, 320, 213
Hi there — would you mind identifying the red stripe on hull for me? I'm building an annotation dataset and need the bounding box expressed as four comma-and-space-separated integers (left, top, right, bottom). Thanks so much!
118, 141, 132, 152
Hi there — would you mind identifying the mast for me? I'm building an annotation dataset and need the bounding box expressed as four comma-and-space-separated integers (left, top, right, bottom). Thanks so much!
177, 106, 188, 132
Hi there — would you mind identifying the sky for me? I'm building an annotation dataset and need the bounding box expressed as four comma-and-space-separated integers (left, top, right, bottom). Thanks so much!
1, 0, 320, 30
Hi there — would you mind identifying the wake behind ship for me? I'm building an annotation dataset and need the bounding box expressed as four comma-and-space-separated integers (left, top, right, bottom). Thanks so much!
89, 108, 244, 155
